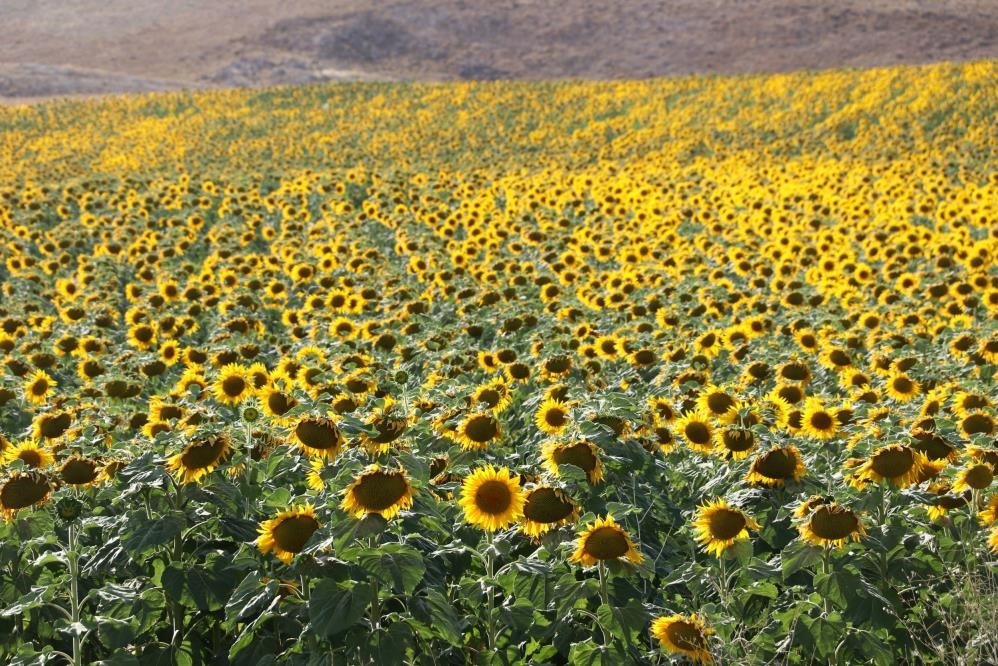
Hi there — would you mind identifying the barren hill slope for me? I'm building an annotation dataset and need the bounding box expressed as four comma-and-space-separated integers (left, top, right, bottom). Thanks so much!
1, 0, 996, 103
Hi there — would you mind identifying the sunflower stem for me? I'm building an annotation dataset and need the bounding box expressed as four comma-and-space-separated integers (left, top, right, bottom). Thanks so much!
597, 561, 610, 608
820, 546, 832, 616
485, 531, 497, 651
67, 522, 82, 666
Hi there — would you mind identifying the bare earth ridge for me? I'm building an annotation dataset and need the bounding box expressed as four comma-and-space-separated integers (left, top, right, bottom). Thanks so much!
0, 0, 996, 104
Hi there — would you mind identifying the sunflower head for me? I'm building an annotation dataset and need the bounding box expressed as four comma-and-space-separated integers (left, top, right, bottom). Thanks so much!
676, 410, 715, 454
340, 465, 414, 520
569, 514, 642, 567
745, 446, 806, 487
799, 503, 865, 548
458, 466, 525, 532
453, 412, 502, 451
535, 398, 571, 436
519, 485, 578, 538
257, 504, 320, 565
651, 613, 713, 664
2, 440, 55, 470
290, 415, 344, 460
1, 471, 53, 520
693, 499, 760, 558
214, 364, 253, 405
543, 439, 604, 484
166, 434, 233, 484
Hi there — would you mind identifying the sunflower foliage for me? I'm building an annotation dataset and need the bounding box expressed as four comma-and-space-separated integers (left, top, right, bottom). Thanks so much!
0, 61, 996, 665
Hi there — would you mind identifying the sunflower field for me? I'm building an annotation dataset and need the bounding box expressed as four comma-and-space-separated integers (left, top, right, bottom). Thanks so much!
0, 60, 996, 665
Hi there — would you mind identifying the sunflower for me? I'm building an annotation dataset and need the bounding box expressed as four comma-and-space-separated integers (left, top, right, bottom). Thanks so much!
519, 485, 579, 538
799, 397, 839, 440
715, 426, 756, 460
952, 391, 991, 417
675, 411, 715, 454
696, 385, 740, 424
360, 398, 410, 454
256, 504, 321, 565
127, 323, 156, 350
340, 465, 414, 520
744, 446, 806, 487
651, 614, 713, 664
799, 503, 866, 548
24, 370, 56, 405
166, 434, 233, 484
213, 364, 253, 405
540, 355, 573, 381
470, 378, 513, 414
569, 514, 642, 567
535, 398, 571, 436
0, 471, 53, 520
543, 439, 604, 484
693, 499, 759, 558
978, 494, 998, 526
59, 456, 104, 486
648, 397, 676, 424
289, 416, 344, 460
952, 463, 994, 492
458, 466, 525, 532
2, 438, 55, 470
885, 373, 920, 403
451, 412, 502, 451
850, 444, 927, 489
259, 384, 299, 424
988, 525, 998, 554
959, 412, 995, 439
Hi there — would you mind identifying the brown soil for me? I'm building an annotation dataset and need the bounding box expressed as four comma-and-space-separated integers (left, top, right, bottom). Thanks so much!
1, 0, 995, 104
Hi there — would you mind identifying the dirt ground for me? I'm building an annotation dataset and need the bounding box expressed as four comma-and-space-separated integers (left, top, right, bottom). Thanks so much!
1, 0, 996, 104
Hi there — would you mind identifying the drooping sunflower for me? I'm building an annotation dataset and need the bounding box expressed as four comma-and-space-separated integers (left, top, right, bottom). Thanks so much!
850, 444, 927, 489
2, 440, 55, 470
744, 446, 806, 487
359, 398, 410, 454
715, 426, 756, 460
959, 412, 995, 439
289, 415, 344, 460
799, 397, 839, 440
256, 504, 321, 565
213, 364, 253, 405
692, 499, 760, 558
1, 471, 53, 520
24, 370, 56, 405
519, 485, 579, 538
458, 466, 525, 532
340, 465, 414, 520
454, 412, 503, 451
651, 614, 713, 664
165, 434, 233, 484
535, 398, 571, 436
569, 514, 642, 567
58, 456, 104, 487
675, 410, 715, 454
799, 502, 866, 548
542, 439, 604, 484
952, 463, 994, 492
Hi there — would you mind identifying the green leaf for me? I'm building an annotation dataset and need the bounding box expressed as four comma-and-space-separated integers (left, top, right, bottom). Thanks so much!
358, 543, 426, 594
597, 598, 649, 645
309, 579, 375, 639
122, 512, 184, 558
225, 571, 279, 628
410, 589, 462, 645
781, 541, 822, 579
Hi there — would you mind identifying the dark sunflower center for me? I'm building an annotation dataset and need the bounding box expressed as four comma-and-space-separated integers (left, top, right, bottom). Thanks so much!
666, 621, 707, 651
544, 408, 567, 428
523, 488, 574, 523
18, 450, 43, 467
272, 515, 319, 553
268, 392, 293, 415
684, 422, 711, 445
708, 509, 746, 539
464, 416, 498, 442
296, 420, 341, 450
134, 327, 154, 342
809, 506, 859, 540
545, 357, 570, 373
180, 438, 228, 469
61, 459, 99, 485
962, 414, 994, 435
352, 472, 408, 511
553, 443, 597, 472
809, 412, 834, 430
706, 393, 735, 414
871, 447, 914, 478
159, 405, 183, 421
477, 389, 501, 407
912, 437, 954, 461
0, 475, 50, 510
829, 350, 851, 366
634, 350, 655, 365
600, 340, 617, 355
964, 465, 993, 489
30, 380, 49, 395
961, 395, 988, 410
583, 526, 629, 560
778, 386, 803, 404
781, 364, 809, 380
754, 449, 797, 478
892, 377, 913, 394
722, 429, 754, 452
475, 479, 512, 515
370, 417, 407, 443
38, 413, 71, 439
936, 495, 967, 510
345, 378, 368, 393
221, 376, 246, 397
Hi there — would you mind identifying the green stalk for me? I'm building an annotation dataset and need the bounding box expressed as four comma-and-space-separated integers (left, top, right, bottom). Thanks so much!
67, 523, 82, 666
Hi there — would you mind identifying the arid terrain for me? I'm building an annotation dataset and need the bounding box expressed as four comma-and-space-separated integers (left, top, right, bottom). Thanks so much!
1, 0, 996, 103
